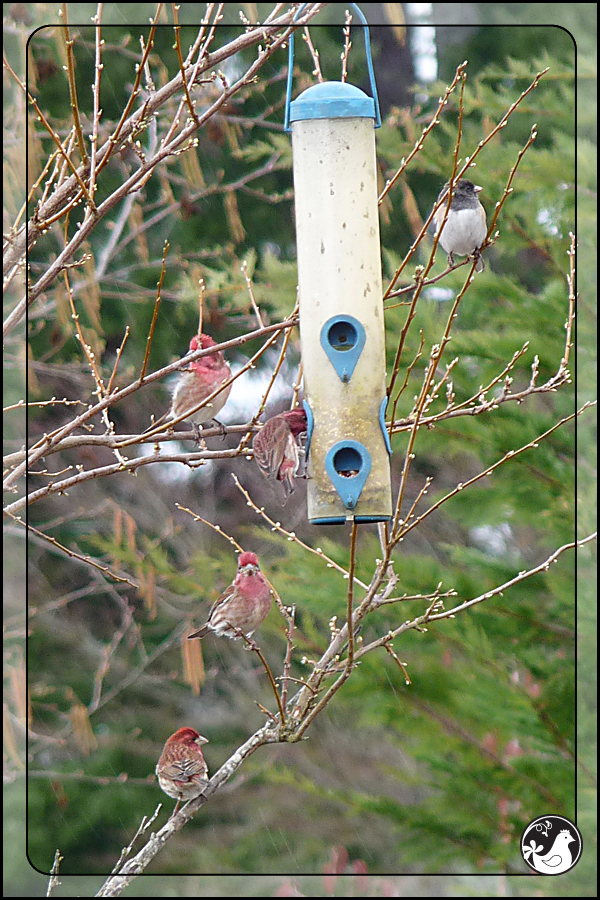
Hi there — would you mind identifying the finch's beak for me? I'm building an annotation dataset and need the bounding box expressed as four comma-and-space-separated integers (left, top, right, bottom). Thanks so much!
474, 185, 483, 192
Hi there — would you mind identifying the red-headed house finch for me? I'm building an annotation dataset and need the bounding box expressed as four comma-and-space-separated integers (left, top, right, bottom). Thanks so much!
149, 333, 232, 432
187, 551, 272, 641
253, 408, 308, 499
155, 727, 209, 815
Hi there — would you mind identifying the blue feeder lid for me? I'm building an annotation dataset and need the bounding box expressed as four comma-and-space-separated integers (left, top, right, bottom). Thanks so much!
289, 81, 376, 125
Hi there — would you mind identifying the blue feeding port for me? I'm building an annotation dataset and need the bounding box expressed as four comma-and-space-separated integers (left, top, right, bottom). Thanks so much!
325, 441, 372, 509
321, 315, 366, 383
302, 399, 314, 461
379, 396, 392, 454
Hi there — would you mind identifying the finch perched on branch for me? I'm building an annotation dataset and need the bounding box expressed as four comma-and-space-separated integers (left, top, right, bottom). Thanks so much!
149, 333, 232, 431
187, 551, 271, 641
253, 408, 308, 498
155, 727, 209, 814
433, 179, 487, 272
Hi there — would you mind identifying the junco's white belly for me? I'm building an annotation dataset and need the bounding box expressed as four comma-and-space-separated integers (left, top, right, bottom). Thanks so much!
439, 208, 487, 255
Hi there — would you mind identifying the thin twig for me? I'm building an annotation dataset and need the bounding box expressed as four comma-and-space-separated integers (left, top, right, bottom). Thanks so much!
86, 5, 104, 212
345, 520, 358, 669
140, 241, 168, 381
4, 398, 85, 413
60, 6, 87, 162
175, 504, 243, 554
200, 3, 226, 59
340, 10, 352, 83
280, 605, 296, 712
427, 533, 597, 622
106, 327, 130, 395
62, 262, 128, 467
303, 26, 323, 82
383, 642, 412, 685
241, 259, 265, 328
386, 70, 467, 416
90, 625, 186, 715
562, 232, 576, 371
88, 604, 135, 714
46, 849, 63, 897
238, 298, 299, 453
110, 804, 163, 875
28, 770, 156, 787
172, 4, 200, 127
234, 627, 286, 724
97, 18, 158, 177
5, 511, 136, 585
7, 446, 249, 516
387, 330, 425, 438
479, 124, 539, 254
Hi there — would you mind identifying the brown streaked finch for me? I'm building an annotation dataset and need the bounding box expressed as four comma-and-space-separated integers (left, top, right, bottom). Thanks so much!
253, 408, 308, 499
149, 333, 232, 432
187, 551, 272, 642
155, 727, 209, 815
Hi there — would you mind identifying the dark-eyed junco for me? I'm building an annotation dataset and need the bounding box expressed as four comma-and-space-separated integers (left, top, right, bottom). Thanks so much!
433, 179, 487, 272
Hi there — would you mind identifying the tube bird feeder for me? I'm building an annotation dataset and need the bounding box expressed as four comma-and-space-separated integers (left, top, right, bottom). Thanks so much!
285, 5, 392, 524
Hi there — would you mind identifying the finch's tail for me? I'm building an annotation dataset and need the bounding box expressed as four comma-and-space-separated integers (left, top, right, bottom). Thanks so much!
187, 624, 210, 640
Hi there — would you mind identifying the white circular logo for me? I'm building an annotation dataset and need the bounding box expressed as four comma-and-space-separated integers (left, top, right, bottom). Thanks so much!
521, 815, 582, 875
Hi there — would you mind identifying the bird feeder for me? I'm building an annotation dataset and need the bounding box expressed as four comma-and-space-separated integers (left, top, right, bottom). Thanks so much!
285, 4, 392, 524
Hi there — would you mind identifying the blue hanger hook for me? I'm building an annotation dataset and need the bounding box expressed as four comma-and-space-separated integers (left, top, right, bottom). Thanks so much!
284, 3, 382, 132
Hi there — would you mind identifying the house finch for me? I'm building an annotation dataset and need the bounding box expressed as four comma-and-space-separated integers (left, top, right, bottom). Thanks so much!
155, 727, 209, 814
253, 408, 308, 498
150, 333, 232, 431
187, 551, 272, 641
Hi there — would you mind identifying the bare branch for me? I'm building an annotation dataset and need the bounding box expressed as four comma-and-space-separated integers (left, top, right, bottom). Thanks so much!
3, 5, 328, 337
46, 848, 63, 898
94, 724, 278, 896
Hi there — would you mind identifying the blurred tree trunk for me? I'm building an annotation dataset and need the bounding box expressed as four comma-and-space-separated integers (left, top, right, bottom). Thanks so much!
362, 3, 416, 111
432, 3, 481, 78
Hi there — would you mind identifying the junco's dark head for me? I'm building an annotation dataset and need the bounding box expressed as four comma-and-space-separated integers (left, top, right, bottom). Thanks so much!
433, 179, 487, 272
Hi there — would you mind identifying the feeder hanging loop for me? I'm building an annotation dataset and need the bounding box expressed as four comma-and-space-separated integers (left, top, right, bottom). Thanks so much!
284, 3, 382, 132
